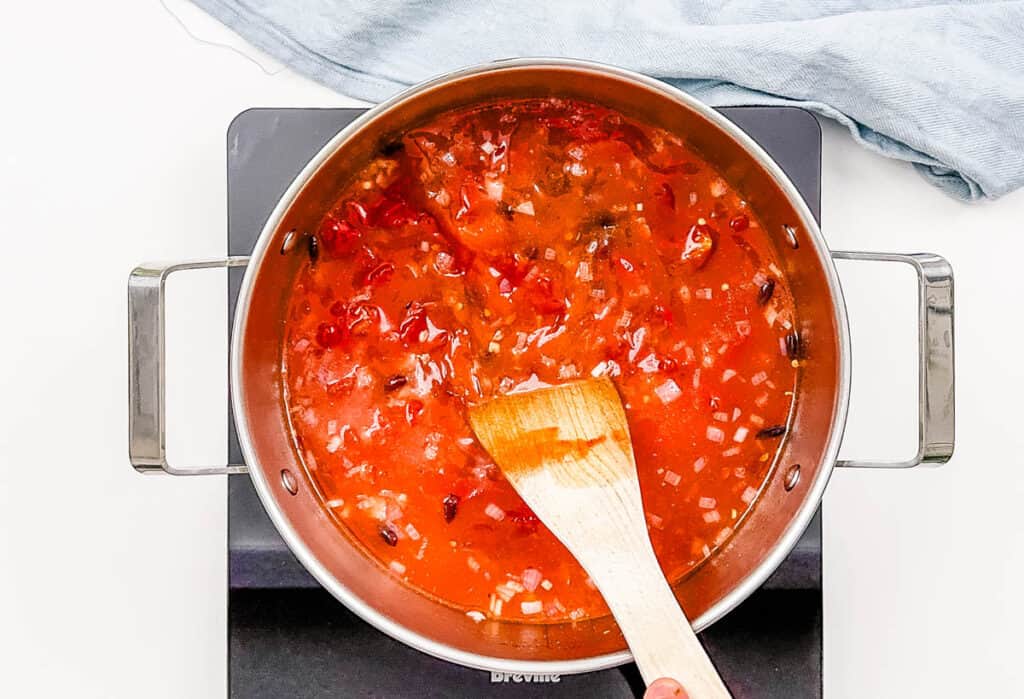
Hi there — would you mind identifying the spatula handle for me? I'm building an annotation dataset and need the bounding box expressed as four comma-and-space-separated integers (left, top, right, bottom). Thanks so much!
598, 535, 731, 698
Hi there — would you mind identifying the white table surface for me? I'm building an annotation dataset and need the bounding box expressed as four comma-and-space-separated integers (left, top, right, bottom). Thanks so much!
2, 2, 1022, 697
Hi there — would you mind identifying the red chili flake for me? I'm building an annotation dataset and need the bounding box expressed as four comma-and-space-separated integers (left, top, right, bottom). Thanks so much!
442, 493, 460, 522
492, 253, 531, 286
318, 214, 359, 255
377, 200, 419, 228
730, 215, 750, 232
346, 303, 380, 336
654, 182, 676, 210
384, 375, 408, 391
379, 524, 399, 546
315, 322, 344, 348
507, 506, 541, 534
345, 200, 369, 226
398, 303, 428, 344
405, 399, 424, 425
527, 275, 566, 315
359, 262, 396, 287
652, 304, 674, 324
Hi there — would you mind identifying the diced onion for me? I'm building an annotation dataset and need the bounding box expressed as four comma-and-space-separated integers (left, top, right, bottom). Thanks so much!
404, 523, 421, 541
557, 363, 579, 379
467, 556, 481, 572
698, 496, 716, 509
521, 600, 544, 615
389, 560, 407, 576
576, 261, 593, 282
733, 427, 749, 443
721, 369, 737, 383
484, 178, 504, 200
325, 498, 345, 509
540, 579, 554, 591
663, 470, 681, 487
741, 487, 758, 504
710, 178, 728, 197
735, 320, 751, 337
694, 456, 707, 473
513, 200, 535, 216
326, 435, 342, 453
723, 446, 741, 457
703, 510, 721, 523
466, 610, 486, 623
732, 407, 742, 422
484, 503, 506, 521
435, 251, 454, 273
715, 527, 734, 547
654, 379, 683, 404
648, 513, 664, 529
713, 411, 729, 422
751, 371, 768, 386
543, 247, 557, 261
706, 426, 725, 443
522, 568, 543, 592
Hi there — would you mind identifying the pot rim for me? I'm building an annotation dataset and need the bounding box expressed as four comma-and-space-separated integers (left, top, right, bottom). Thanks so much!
230, 57, 851, 675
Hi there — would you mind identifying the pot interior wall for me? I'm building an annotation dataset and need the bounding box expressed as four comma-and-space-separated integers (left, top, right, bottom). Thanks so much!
235, 63, 844, 666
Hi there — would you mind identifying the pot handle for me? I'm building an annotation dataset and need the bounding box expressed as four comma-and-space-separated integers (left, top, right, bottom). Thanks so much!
128, 258, 251, 476
831, 251, 954, 468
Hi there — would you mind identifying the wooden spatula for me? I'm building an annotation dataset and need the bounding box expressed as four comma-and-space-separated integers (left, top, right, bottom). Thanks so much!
469, 377, 731, 698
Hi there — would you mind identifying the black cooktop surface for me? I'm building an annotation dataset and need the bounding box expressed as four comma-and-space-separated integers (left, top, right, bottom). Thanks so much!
226, 106, 823, 698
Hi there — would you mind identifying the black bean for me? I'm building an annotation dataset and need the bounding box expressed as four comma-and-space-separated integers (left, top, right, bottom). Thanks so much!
785, 330, 805, 359
758, 279, 776, 306
497, 201, 515, 220
443, 493, 460, 523
757, 425, 787, 439
379, 138, 405, 156
384, 375, 408, 391
594, 212, 616, 230
307, 233, 320, 264
379, 524, 399, 546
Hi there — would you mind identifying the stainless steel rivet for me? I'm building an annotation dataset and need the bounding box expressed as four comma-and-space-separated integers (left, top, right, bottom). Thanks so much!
280, 229, 298, 255
783, 224, 799, 249
784, 464, 801, 491
281, 469, 298, 495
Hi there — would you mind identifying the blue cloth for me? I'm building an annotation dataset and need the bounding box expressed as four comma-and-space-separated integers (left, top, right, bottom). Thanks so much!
192, 0, 1024, 200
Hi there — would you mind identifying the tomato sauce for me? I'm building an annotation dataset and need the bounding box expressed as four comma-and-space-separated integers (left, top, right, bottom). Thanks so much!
282, 98, 800, 623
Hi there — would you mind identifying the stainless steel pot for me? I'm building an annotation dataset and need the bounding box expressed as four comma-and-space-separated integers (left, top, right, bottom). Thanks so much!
128, 59, 955, 675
